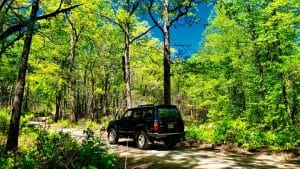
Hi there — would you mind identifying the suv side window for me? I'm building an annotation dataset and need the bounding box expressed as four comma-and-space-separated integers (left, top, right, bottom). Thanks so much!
133, 109, 142, 119
123, 110, 132, 118
142, 108, 153, 119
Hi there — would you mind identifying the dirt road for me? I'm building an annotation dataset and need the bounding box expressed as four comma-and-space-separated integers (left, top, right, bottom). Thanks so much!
52, 128, 299, 169
110, 139, 299, 169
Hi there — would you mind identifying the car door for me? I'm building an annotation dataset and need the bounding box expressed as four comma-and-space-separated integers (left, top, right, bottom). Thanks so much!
118, 109, 133, 134
141, 108, 154, 130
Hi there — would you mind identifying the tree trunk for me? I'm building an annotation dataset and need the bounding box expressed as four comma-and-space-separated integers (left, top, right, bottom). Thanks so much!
23, 81, 29, 112
8, 85, 13, 107
104, 72, 110, 115
76, 80, 81, 119
163, 0, 171, 105
54, 89, 62, 122
91, 72, 96, 120
282, 80, 291, 123
6, 0, 39, 152
83, 69, 88, 118
69, 26, 78, 122
124, 22, 132, 109
290, 80, 298, 125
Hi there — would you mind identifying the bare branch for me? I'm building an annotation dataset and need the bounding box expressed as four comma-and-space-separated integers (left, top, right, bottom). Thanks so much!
129, 25, 156, 44
129, 0, 140, 17
58, 0, 63, 10
37, 4, 81, 20
148, 0, 163, 32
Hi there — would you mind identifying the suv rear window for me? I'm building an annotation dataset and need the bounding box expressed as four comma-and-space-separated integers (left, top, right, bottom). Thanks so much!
157, 107, 181, 119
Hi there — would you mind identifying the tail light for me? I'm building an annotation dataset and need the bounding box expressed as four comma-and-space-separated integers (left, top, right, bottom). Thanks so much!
153, 121, 159, 132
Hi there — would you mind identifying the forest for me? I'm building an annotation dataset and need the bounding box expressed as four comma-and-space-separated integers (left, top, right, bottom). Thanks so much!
0, 0, 300, 168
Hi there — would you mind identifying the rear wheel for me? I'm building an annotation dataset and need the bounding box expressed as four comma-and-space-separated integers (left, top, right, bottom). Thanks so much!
164, 137, 178, 149
108, 128, 118, 144
136, 131, 149, 149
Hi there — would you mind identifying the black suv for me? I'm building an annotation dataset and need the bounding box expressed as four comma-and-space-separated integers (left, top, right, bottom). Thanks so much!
107, 104, 185, 149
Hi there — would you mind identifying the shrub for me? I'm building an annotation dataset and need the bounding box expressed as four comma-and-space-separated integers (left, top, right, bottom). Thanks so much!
55, 119, 75, 128
186, 119, 300, 151
76, 133, 116, 168
22, 129, 116, 169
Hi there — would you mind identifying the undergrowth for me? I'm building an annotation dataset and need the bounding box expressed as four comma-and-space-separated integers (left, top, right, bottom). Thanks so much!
186, 118, 300, 151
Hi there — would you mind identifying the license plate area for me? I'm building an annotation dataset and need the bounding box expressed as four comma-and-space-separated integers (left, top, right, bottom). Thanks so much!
167, 123, 174, 129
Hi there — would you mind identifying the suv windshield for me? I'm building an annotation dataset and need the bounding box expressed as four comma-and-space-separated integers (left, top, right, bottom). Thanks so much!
157, 107, 181, 119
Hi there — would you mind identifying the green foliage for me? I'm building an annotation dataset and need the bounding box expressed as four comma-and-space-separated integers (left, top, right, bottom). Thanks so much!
1, 0, 299, 153
80, 120, 98, 131
182, 0, 300, 151
55, 119, 76, 128
1, 130, 116, 169
77, 129, 116, 169
186, 120, 300, 150
0, 108, 10, 134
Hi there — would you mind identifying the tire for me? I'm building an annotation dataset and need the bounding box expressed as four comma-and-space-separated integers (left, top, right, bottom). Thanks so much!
164, 137, 178, 149
136, 130, 149, 149
108, 128, 118, 144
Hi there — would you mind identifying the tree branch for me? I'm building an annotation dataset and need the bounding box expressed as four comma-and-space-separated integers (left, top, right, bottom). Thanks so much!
169, 0, 193, 27
129, 25, 156, 44
0, 0, 8, 11
3, 0, 14, 14
37, 31, 64, 45
129, 0, 140, 17
37, 4, 81, 20
0, 32, 24, 57
148, 0, 163, 32
99, 13, 126, 34
0, 4, 81, 42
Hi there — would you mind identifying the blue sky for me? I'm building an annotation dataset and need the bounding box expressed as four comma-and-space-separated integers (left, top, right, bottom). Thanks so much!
150, 4, 213, 58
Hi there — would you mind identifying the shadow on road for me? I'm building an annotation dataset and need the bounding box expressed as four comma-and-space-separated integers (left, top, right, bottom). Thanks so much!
111, 140, 298, 169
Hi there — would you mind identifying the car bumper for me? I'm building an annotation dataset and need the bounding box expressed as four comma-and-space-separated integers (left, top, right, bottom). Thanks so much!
149, 132, 185, 140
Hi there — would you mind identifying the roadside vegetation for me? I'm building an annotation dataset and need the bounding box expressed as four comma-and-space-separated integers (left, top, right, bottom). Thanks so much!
186, 119, 299, 151
0, 109, 116, 169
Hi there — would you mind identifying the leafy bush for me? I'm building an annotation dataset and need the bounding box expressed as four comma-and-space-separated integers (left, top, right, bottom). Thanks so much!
186, 123, 215, 143
186, 119, 300, 151
76, 133, 116, 168
22, 130, 116, 169
1, 128, 116, 169
275, 125, 300, 150
55, 119, 75, 128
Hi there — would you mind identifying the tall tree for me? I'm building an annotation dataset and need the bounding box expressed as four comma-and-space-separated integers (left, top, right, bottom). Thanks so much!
102, 0, 154, 109
148, 0, 201, 104
6, 0, 40, 152
5, 0, 80, 152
